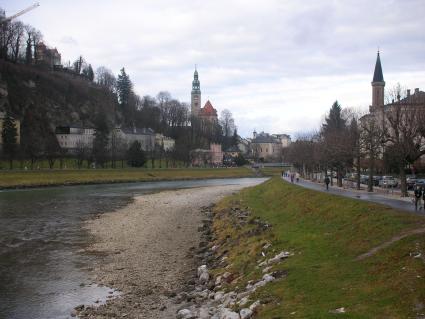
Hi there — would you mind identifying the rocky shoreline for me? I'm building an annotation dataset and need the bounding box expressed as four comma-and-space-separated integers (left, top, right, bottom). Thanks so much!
173, 206, 292, 319
73, 182, 263, 318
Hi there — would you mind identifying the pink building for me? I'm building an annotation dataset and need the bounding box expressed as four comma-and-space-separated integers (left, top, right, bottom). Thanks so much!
191, 143, 223, 166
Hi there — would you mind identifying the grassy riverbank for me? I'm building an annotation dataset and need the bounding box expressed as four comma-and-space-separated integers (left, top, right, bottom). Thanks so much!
212, 177, 425, 318
0, 167, 255, 189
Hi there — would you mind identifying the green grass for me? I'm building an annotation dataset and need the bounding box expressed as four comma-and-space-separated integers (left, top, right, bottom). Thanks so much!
0, 167, 254, 188
212, 177, 425, 318
259, 167, 286, 176
0, 158, 184, 170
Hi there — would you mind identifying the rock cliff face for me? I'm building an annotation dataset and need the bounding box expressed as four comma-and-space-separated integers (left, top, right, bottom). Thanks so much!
0, 60, 119, 132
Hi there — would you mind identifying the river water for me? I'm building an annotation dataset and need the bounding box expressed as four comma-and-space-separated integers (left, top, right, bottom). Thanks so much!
0, 178, 265, 319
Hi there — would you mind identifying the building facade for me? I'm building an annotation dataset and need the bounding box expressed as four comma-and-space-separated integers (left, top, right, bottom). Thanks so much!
251, 131, 291, 161
55, 125, 160, 153
191, 143, 223, 166
155, 133, 175, 151
55, 125, 95, 150
36, 42, 61, 68
362, 52, 425, 168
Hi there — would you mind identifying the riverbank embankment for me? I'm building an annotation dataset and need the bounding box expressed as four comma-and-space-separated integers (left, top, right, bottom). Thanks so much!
0, 167, 255, 190
187, 177, 425, 318
78, 181, 263, 318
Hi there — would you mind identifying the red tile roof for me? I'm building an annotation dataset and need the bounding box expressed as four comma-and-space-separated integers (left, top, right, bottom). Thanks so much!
200, 100, 217, 116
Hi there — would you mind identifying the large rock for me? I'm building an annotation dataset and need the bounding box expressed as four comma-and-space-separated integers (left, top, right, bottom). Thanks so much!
219, 308, 240, 319
177, 308, 196, 319
198, 265, 208, 277
198, 265, 210, 284
240, 308, 253, 319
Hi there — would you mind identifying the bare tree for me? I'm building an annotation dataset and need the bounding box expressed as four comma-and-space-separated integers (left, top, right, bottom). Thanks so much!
10, 21, 25, 62
360, 114, 384, 192
96, 66, 116, 92
73, 55, 86, 74
384, 84, 425, 196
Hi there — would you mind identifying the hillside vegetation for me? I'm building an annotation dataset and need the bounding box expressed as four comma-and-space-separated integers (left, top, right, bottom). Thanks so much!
0, 60, 117, 129
211, 177, 425, 318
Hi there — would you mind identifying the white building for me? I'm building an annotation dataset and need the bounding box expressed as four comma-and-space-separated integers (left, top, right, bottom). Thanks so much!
55, 125, 94, 150
56, 125, 157, 153
114, 127, 155, 151
155, 133, 175, 151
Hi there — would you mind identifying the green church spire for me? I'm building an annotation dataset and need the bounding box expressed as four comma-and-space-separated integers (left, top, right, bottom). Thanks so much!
192, 66, 201, 94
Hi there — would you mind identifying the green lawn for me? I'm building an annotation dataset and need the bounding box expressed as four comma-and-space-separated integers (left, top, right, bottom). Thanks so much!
259, 167, 286, 176
0, 158, 184, 170
0, 167, 254, 188
212, 177, 425, 318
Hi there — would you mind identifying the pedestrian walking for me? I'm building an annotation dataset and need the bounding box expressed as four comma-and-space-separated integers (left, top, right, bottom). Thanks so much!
414, 185, 422, 210
295, 172, 300, 183
290, 173, 294, 183
324, 176, 330, 190
422, 187, 425, 211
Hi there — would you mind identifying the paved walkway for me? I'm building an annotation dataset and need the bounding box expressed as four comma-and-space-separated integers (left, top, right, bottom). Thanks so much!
284, 176, 425, 215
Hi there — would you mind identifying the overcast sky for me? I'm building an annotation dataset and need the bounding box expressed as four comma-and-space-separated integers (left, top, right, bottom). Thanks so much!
3, 0, 425, 138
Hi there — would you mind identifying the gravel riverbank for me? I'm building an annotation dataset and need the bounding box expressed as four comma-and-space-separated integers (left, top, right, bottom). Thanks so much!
78, 182, 262, 318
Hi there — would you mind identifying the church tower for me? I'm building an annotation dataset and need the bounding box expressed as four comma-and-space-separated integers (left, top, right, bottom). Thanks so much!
191, 67, 201, 117
371, 51, 385, 112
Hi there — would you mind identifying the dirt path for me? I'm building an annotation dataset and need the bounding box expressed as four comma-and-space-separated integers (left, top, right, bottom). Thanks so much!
78, 182, 261, 318
356, 227, 425, 261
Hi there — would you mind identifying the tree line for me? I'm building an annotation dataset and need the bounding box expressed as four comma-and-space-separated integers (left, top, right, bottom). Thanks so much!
0, 7, 239, 169
1, 65, 238, 169
285, 84, 425, 196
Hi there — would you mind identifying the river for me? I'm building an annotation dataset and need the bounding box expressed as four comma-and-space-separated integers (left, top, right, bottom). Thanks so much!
0, 178, 265, 319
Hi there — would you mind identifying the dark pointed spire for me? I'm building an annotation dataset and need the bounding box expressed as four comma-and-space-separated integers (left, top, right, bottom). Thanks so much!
372, 51, 384, 83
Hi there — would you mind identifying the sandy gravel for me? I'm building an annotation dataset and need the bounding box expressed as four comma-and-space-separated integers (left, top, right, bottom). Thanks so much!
80, 182, 260, 318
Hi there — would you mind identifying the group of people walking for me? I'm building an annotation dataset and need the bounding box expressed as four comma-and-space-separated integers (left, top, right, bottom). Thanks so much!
414, 185, 425, 210
282, 171, 299, 183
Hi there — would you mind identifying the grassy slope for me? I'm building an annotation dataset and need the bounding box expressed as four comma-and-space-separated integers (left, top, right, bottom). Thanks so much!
212, 177, 425, 318
259, 167, 285, 176
0, 167, 254, 188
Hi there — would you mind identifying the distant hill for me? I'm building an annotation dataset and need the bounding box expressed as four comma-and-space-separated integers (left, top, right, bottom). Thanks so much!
0, 60, 119, 131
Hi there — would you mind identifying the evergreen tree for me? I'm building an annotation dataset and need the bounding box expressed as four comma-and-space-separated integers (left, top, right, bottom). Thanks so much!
25, 34, 32, 64
232, 129, 238, 146
87, 64, 94, 81
82, 64, 94, 81
322, 101, 346, 132
21, 109, 44, 169
234, 153, 248, 166
1, 111, 18, 169
92, 113, 110, 167
321, 101, 351, 187
127, 140, 146, 167
116, 67, 133, 107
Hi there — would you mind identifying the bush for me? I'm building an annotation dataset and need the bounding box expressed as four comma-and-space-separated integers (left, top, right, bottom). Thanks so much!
126, 141, 146, 167
234, 153, 248, 166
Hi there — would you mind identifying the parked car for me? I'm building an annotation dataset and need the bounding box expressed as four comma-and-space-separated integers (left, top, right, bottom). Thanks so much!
379, 176, 398, 188
414, 179, 425, 188
373, 176, 382, 186
360, 175, 368, 184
